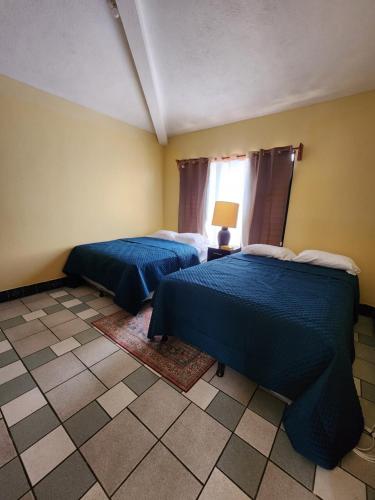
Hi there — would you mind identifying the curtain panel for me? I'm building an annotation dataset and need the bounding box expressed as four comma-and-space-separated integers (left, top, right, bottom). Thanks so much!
177, 157, 209, 233
248, 146, 294, 246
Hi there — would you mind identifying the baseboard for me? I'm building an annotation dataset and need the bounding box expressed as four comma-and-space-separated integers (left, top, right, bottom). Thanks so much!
0, 276, 82, 303
358, 303, 375, 318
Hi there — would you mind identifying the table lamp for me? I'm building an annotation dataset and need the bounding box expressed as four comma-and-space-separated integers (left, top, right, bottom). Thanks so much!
212, 201, 239, 247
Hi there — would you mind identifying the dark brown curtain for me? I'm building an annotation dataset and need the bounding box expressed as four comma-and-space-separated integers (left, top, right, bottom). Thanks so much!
177, 157, 209, 233
248, 146, 294, 246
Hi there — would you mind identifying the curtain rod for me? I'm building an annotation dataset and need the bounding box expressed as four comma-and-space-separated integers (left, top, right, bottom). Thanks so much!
177, 143, 304, 164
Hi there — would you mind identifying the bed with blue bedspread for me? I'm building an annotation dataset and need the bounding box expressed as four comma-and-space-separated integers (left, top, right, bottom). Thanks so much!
148, 253, 363, 468
63, 237, 200, 315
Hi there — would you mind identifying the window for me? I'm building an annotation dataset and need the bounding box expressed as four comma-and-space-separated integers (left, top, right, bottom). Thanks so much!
204, 157, 250, 246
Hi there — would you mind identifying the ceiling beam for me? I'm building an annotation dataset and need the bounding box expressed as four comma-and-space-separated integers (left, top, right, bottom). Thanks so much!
117, 0, 167, 144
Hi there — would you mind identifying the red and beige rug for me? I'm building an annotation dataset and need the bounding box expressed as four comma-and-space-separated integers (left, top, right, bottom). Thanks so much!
92, 305, 215, 392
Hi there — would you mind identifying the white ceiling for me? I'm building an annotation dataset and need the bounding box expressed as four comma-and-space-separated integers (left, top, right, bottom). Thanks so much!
0, 0, 153, 131
1, 0, 375, 141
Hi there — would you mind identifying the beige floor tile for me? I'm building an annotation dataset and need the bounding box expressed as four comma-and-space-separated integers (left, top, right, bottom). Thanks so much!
13, 330, 59, 358
0, 299, 22, 311
355, 316, 374, 336
5, 319, 46, 342
129, 379, 189, 437
50, 290, 69, 299
20, 426, 75, 485
74, 337, 118, 367
40, 309, 76, 328
90, 350, 140, 388
162, 403, 230, 482
0, 419, 17, 467
22, 292, 49, 304
27, 297, 58, 312
81, 409, 156, 496
0, 303, 30, 321
97, 382, 137, 417
354, 377, 361, 396
77, 308, 98, 320
69, 286, 97, 298
51, 318, 90, 340
353, 358, 375, 385
359, 397, 375, 428
201, 362, 218, 382
113, 442, 201, 500
0, 360, 27, 386
199, 468, 249, 500
210, 366, 257, 405
51, 337, 81, 356
81, 482, 108, 500
86, 297, 114, 311
355, 342, 375, 364
1, 387, 47, 426
314, 466, 366, 500
98, 304, 122, 316
63, 299, 82, 308
22, 310, 47, 322
341, 433, 375, 488
46, 370, 106, 421
32, 352, 85, 392
257, 462, 316, 500
0, 339, 12, 354
235, 408, 277, 457
183, 379, 218, 410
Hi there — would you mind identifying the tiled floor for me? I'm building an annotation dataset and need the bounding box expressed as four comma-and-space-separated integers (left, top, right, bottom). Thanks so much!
0, 285, 374, 500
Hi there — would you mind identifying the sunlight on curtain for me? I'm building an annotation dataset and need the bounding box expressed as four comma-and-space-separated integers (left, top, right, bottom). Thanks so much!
204, 157, 250, 246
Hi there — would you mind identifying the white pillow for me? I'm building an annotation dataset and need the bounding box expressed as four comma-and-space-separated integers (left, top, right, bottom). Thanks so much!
149, 230, 177, 241
242, 244, 296, 261
293, 250, 360, 275
175, 232, 208, 247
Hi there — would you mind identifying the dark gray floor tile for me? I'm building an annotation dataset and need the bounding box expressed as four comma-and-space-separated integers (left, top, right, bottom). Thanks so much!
64, 401, 110, 447
206, 391, 245, 431
0, 373, 36, 406
88, 314, 104, 323
123, 366, 159, 395
10, 405, 60, 453
56, 294, 75, 303
248, 388, 286, 426
270, 429, 315, 489
0, 349, 19, 368
80, 294, 100, 303
0, 457, 30, 500
362, 381, 375, 403
368, 485, 375, 500
0, 328, 5, 340
217, 434, 267, 498
0, 315, 25, 331
33, 451, 95, 500
358, 334, 375, 347
74, 328, 101, 345
43, 304, 65, 315
22, 347, 57, 371
69, 303, 90, 314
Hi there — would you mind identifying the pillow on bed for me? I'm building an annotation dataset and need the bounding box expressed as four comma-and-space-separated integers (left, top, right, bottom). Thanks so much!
293, 250, 361, 275
242, 244, 296, 261
175, 233, 209, 247
150, 230, 177, 241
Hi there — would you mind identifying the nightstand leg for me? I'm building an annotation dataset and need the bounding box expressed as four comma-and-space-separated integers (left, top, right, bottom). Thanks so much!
161, 334, 168, 342
216, 362, 225, 377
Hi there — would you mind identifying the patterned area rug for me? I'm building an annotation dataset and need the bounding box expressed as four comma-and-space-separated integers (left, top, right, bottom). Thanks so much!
92, 306, 215, 392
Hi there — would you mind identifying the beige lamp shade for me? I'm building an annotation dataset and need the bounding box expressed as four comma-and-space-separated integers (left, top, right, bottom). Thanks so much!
212, 201, 239, 228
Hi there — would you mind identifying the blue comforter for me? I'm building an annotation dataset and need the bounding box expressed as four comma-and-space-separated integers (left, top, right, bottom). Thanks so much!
148, 253, 363, 468
63, 237, 200, 314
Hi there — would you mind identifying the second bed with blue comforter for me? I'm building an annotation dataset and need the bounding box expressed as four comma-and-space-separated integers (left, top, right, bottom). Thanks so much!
148, 253, 363, 468
63, 237, 200, 314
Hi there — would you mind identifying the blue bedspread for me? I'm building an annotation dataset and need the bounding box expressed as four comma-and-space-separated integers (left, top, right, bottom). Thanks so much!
63, 237, 200, 314
148, 253, 363, 468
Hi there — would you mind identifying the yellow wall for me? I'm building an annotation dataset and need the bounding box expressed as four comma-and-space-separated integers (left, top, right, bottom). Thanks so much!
164, 91, 375, 306
0, 75, 164, 291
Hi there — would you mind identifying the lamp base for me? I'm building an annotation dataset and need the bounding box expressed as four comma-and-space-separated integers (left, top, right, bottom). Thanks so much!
217, 227, 230, 247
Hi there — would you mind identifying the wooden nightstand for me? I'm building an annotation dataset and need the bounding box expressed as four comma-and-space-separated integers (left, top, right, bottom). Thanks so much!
207, 246, 241, 261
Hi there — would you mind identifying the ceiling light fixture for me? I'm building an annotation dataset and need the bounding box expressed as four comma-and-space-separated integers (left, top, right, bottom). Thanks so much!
108, 0, 120, 19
